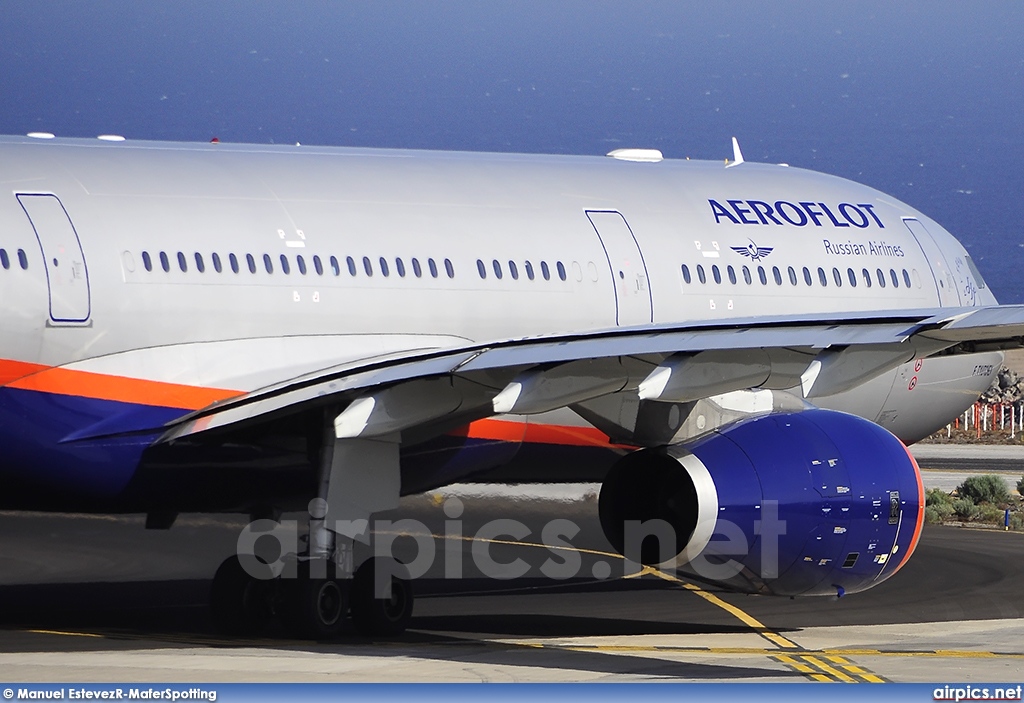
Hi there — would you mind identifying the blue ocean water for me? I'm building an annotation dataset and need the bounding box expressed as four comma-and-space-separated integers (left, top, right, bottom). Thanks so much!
2, 1, 1023, 301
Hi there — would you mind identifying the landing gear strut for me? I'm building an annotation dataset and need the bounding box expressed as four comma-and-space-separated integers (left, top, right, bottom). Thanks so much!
211, 409, 413, 639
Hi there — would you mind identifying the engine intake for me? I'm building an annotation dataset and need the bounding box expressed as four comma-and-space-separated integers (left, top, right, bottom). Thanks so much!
598, 409, 923, 597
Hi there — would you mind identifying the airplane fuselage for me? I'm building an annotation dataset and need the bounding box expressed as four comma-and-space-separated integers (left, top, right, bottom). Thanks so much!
0, 137, 1002, 511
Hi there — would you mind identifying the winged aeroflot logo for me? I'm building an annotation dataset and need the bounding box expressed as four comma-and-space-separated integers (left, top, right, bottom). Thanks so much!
731, 239, 774, 262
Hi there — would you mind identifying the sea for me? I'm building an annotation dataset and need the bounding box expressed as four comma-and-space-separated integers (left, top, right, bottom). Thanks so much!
2, 1, 1022, 301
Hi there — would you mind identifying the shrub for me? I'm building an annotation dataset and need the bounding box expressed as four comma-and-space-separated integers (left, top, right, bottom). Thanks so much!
1018, 476, 1024, 496
1012, 513, 1024, 530
978, 504, 1004, 524
925, 501, 954, 524
926, 488, 953, 507
958, 475, 1010, 505
952, 496, 981, 521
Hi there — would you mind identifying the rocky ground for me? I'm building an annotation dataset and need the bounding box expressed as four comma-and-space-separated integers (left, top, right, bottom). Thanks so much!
920, 349, 1024, 445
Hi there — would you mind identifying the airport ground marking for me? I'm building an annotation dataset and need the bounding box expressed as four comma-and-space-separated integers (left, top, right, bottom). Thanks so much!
403, 527, 808, 653
771, 652, 887, 683
402, 529, 900, 682
409, 526, 803, 650
24, 628, 104, 639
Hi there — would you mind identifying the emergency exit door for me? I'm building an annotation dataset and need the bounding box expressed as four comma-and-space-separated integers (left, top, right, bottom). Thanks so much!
17, 193, 91, 323
586, 210, 653, 326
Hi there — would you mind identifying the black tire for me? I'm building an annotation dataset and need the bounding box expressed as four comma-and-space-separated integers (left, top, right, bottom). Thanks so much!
350, 557, 413, 637
210, 555, 274, 636
285, 560, 348, 640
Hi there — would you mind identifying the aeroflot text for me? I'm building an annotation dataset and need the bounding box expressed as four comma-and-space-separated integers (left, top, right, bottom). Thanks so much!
709, 199, 885, 229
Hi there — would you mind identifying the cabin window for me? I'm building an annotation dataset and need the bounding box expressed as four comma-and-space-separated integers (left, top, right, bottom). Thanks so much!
363, 256, 373, 276
429, 258, 439, 278
346, 256, 356, 276
557, 261, 567, 281
379, 257, 390, 277
492, 260, 503, 279
296, 255, 307, 275
712, 265, 722, 284
817, 267, 827, 287
412, 258, 422, 277
772, 266, 782, 285
757, 266, 767, 285
477, 259, 487, 279
862, 268, 872, 288
195, 253, 205, 273
229, 253, 240, 274
160, 252, 170, 272
833, 267, 842, 287
509, 260, 519, 280
396, 258, 406, 277
212, 253, 223, 273
313, 255, 323, 276
17, 250, 27, 270
330, 256, 341, 276
848, 268, 857, 287
742, 265, 752, 285
445, 258, 455, 278
280, 255, 291, 275
263, 254, 274, 274
141, 251, 152, 272
246, 254, 257, 274
681, 264, 691, 284
177, 252, 188, 272
697, 264, 706, 284
541, 261, 551, 280
803, 266, 812, 286
727, 265, 737, 285
890, 269, 899, 288
525, 261, 535, 280
876, 268, 886, 288
787, 266, 797, 286
903, 269, 912, 288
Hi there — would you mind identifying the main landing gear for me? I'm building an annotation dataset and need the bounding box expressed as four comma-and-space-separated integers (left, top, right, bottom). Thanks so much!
210, 553, 414, 639
212, 410, 413, 639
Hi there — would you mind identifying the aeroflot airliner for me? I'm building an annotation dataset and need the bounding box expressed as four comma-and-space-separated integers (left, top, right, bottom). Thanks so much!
1, 134, 1022, 638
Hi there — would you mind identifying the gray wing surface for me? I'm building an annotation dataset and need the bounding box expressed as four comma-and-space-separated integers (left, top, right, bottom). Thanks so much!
155, 305, 1024, 446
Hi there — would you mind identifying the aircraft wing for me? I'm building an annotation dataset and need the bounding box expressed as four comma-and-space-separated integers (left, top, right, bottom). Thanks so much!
156, 304, 1024, 446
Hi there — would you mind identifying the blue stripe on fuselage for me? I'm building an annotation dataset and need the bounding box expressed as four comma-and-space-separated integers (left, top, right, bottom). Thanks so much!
0, 386, 187, 502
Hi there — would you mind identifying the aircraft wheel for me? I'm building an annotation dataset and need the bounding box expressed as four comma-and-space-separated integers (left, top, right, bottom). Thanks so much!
210, 555, 274, 635
286, 560, 348, 640
350, 557, 413, 637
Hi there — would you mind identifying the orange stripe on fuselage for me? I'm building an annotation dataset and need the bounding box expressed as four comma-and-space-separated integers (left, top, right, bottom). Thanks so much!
0, 359, 50, 386
2, 361, 241, 411
461, 417, 634, 449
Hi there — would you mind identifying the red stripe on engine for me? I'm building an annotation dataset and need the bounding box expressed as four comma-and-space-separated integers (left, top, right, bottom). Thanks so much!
890, 442, 926, 576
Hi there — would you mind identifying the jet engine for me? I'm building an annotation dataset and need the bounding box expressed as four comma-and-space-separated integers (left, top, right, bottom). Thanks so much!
598, 409, 923, 596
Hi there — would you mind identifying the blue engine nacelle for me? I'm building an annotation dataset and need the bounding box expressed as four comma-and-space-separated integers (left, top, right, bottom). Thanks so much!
598, 409, 924, 597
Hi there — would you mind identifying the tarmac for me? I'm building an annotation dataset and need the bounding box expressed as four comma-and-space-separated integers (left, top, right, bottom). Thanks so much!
0, 443, 1021, 683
